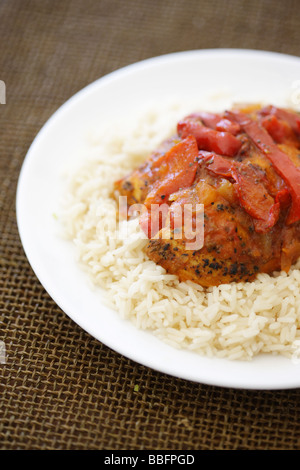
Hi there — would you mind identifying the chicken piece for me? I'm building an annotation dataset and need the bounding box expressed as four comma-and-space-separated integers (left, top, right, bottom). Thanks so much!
113, 105, 300, 287
146, 179, 299, 286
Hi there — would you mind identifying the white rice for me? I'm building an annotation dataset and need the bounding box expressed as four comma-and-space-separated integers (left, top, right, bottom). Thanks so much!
61, 103, 300, 362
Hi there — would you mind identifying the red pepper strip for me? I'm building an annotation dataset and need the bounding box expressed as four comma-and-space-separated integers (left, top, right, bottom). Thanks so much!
227, 110, 300, 225
232, 166, 280, 233
185, 112, 222, 129
206, 154, 234, 179
185, 112, 241, 135
260, 105, 300, 135
215, 118, 241, 135
140, 136, 199, 237
177, 118, 242, 156
261, 114, 295, 144
275, 188, 291, 207
144, 135, 198, 207
207, 154, 280, 232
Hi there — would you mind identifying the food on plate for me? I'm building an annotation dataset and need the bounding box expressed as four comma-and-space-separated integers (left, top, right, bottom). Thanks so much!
64, 102, 300, 361
114, 105, 300, 287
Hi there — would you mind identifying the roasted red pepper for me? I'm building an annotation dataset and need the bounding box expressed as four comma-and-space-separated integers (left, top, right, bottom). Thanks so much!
177, 116, 242, 156
207, 154, 280, 232
261, 114, 296, 144
144, 135, 198, 207
140, 135, 199, 237
206, 154, 233, 179
260, 105, 300, 136
227, 110, 300, 225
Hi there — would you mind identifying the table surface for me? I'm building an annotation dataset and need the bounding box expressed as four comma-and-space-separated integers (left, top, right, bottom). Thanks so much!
1, 0, 300, 450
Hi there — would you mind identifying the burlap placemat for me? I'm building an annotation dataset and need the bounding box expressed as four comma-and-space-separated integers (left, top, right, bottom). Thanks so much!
1, 0, 300, 450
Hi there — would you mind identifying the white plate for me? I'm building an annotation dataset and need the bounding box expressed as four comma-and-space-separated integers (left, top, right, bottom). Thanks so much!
16, 49, 300, 390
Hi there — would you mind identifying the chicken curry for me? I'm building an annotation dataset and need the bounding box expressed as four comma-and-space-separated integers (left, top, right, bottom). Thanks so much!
114, 105, 300, 287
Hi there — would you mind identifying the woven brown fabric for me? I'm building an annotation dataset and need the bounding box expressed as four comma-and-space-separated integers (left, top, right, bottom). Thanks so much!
1, 0, 300, 450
